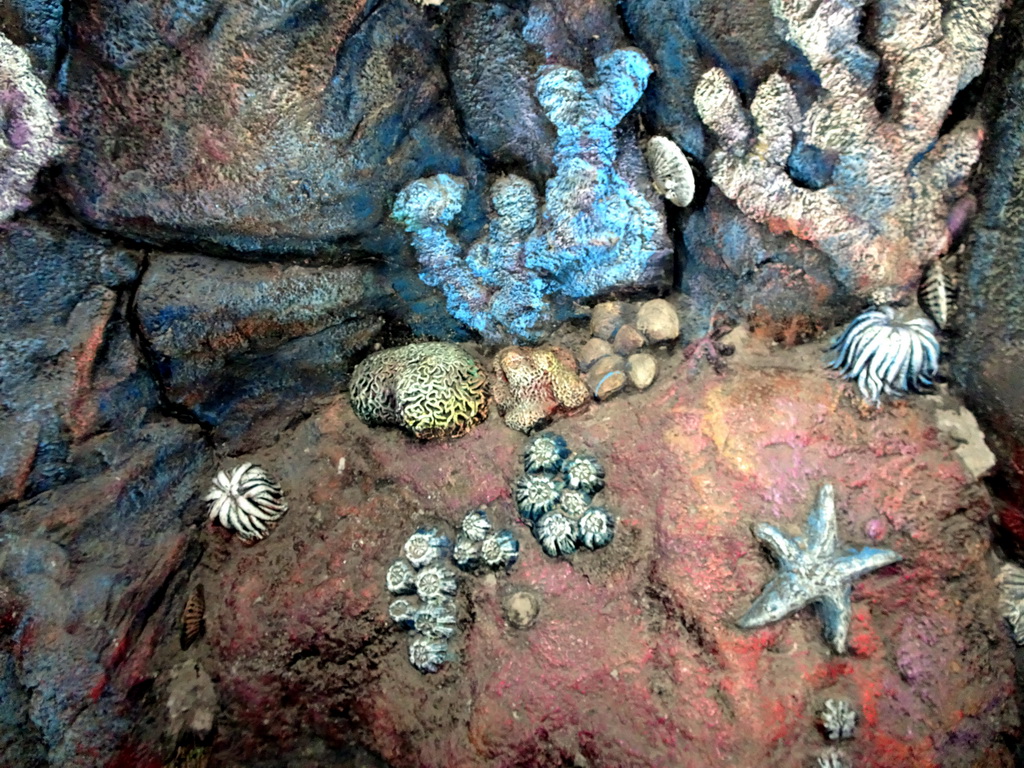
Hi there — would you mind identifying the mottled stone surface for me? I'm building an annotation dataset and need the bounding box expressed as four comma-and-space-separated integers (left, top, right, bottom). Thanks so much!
187, 342, 1016, 767
60, 0, 476, 254
136, 253, 387, 438
0, 217, 157, 505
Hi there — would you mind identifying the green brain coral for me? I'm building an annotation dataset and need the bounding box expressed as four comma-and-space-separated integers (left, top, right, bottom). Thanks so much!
349, 342, 489, 439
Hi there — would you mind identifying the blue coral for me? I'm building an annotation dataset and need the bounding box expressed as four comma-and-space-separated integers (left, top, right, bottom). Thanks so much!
515, 474, 564, 522
524, 432, 571, 474
563, 456, 605, 496
392, 49, 669, 343
480, 530, 520, 569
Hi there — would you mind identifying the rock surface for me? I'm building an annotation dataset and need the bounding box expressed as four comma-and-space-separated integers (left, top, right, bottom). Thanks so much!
60, 0, 475, 254
185, 343, 1017, 767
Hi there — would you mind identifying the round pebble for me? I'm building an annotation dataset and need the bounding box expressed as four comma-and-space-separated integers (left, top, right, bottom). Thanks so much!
590, 301, 628, 341
626, 353, 657, 390
636, 299, 679, 343
503, 591, 541, 629
586, 356, 627, 401
577, 337, 614, 371
612, 324, 646, 356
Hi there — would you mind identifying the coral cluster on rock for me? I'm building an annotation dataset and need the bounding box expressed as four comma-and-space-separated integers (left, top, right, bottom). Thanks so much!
737, 484, 902, 654
0, 33, 62, 222
387, 528, 459, 674
827, 307, 941, 405
205, 463, 288, 543
392, 49, 670, 342
492, 346, 588, 433
514, 433, 615, 557
350, 342, 489, 440
693, 0, 1001, 301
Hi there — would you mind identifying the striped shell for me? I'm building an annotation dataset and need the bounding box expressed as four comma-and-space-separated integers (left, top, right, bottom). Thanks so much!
181, 584, 205, 649
918, 260, 956, 329
997, 562, 1024, 645
644, 136, 695, 208
205, 463, 288, 543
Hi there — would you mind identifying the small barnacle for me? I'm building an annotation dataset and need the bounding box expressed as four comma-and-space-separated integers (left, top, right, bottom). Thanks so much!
578, 507, 615, 550
461, 508, 492, 542
415, 564, 458, 602
480, 530, 520, 569
563, 455, 605, 496
515, 474, 563, 522
205, 463, 288, 543
386, 560, 417, 594
816, 750, 850, 768
180, 585, 205, 649
644, 135, 695, 208
452, 533, 481, 572
403, 528, 450, 569
408, 635, 449, 673
557, 488, 592, 522
535, 512, 578, 557
820, 698, 857, 741
524, 432, 571, 474
918, 259, 956, 330
413, 600, 458, 639
389, 597, 417, 627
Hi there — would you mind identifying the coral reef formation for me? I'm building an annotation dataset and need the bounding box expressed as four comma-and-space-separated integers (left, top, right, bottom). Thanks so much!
0, 33, 62, 222
693, 0, 1001, 300
350, 343, 489, 440
820, 698, 857, 741
387, 528, 460, 674
452, 509, 519, 572
205, 463, 288, 543
514, 434, 615, 557
737, 484, 902, 654
392, 49, 670, 342
827, 307, 941, 405
492, 346, 588, 433
996, 561, 1024, 645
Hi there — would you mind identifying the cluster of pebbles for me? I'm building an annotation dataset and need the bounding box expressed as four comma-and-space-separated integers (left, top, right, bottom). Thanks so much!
577, 298, 680, 400
386, 516, 519, 673
514, 433, 615, 557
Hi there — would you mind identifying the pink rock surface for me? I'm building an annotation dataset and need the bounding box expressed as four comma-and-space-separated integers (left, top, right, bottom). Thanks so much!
200, 344, 1017, 767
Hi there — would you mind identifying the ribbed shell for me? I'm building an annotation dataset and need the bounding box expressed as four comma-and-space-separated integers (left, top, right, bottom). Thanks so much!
181, 584, 205, 649
918, 260, 956, 329
644, 136, 695, 208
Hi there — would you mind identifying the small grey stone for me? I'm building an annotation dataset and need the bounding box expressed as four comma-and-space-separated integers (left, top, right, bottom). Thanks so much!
612, 324, 646, 356
590, 302, 628, 341
636, 299, 680, 343
503, 590, 541, 629
626, 353, 657, 390
585, 355, 628, 401
577, 338, 614, 371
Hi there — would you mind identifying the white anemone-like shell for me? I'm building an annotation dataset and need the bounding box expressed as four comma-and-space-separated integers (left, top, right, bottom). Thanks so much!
205, 463, 287, 542
644, 136, 695, 208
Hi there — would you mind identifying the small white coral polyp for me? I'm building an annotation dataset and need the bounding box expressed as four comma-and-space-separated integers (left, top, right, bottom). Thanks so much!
205, 463, 288, 543
828, 307, 939, 404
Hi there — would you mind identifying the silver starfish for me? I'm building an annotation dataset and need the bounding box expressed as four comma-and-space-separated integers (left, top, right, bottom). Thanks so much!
736, 484, 902, 654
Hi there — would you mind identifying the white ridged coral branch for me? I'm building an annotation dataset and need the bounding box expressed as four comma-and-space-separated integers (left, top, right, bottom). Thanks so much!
0, 33, 62, 222
694, 0, 1002, 300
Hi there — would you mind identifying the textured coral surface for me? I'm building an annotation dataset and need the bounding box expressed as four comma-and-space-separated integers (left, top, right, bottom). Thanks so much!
191, 341, 1016, 767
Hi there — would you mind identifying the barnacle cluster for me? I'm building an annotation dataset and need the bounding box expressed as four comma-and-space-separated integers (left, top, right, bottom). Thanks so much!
514, 433, 615, 557
205, 463, 288, 543
386, 528, 459, 673
452, 508, 519, 572
827, 307, 940, 405
350, 342, 489, 440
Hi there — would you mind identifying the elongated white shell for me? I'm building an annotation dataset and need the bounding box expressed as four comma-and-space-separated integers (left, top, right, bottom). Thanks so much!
644, 136, 695, 208
918, 259, 956, 330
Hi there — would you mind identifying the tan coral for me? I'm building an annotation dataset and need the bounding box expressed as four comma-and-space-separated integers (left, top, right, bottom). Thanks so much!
493, 346, 589, 433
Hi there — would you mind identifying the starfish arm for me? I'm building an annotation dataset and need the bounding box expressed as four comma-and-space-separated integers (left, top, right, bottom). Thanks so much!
736, 572, 811, 628
833, 548, 902, 581
751, 522, 803, 562
806, 484, 839, 557
817, 586, 853, 654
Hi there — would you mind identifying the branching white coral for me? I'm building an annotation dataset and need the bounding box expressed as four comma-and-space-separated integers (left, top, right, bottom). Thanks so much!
693, 0, 1001, 300
206, 463, 288, 543
0, 33, 63, 222
828, 307, 940, 404
820, 699, 857, 741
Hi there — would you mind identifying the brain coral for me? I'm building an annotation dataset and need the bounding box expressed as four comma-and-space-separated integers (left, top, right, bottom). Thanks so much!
350, 342, 489, 440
